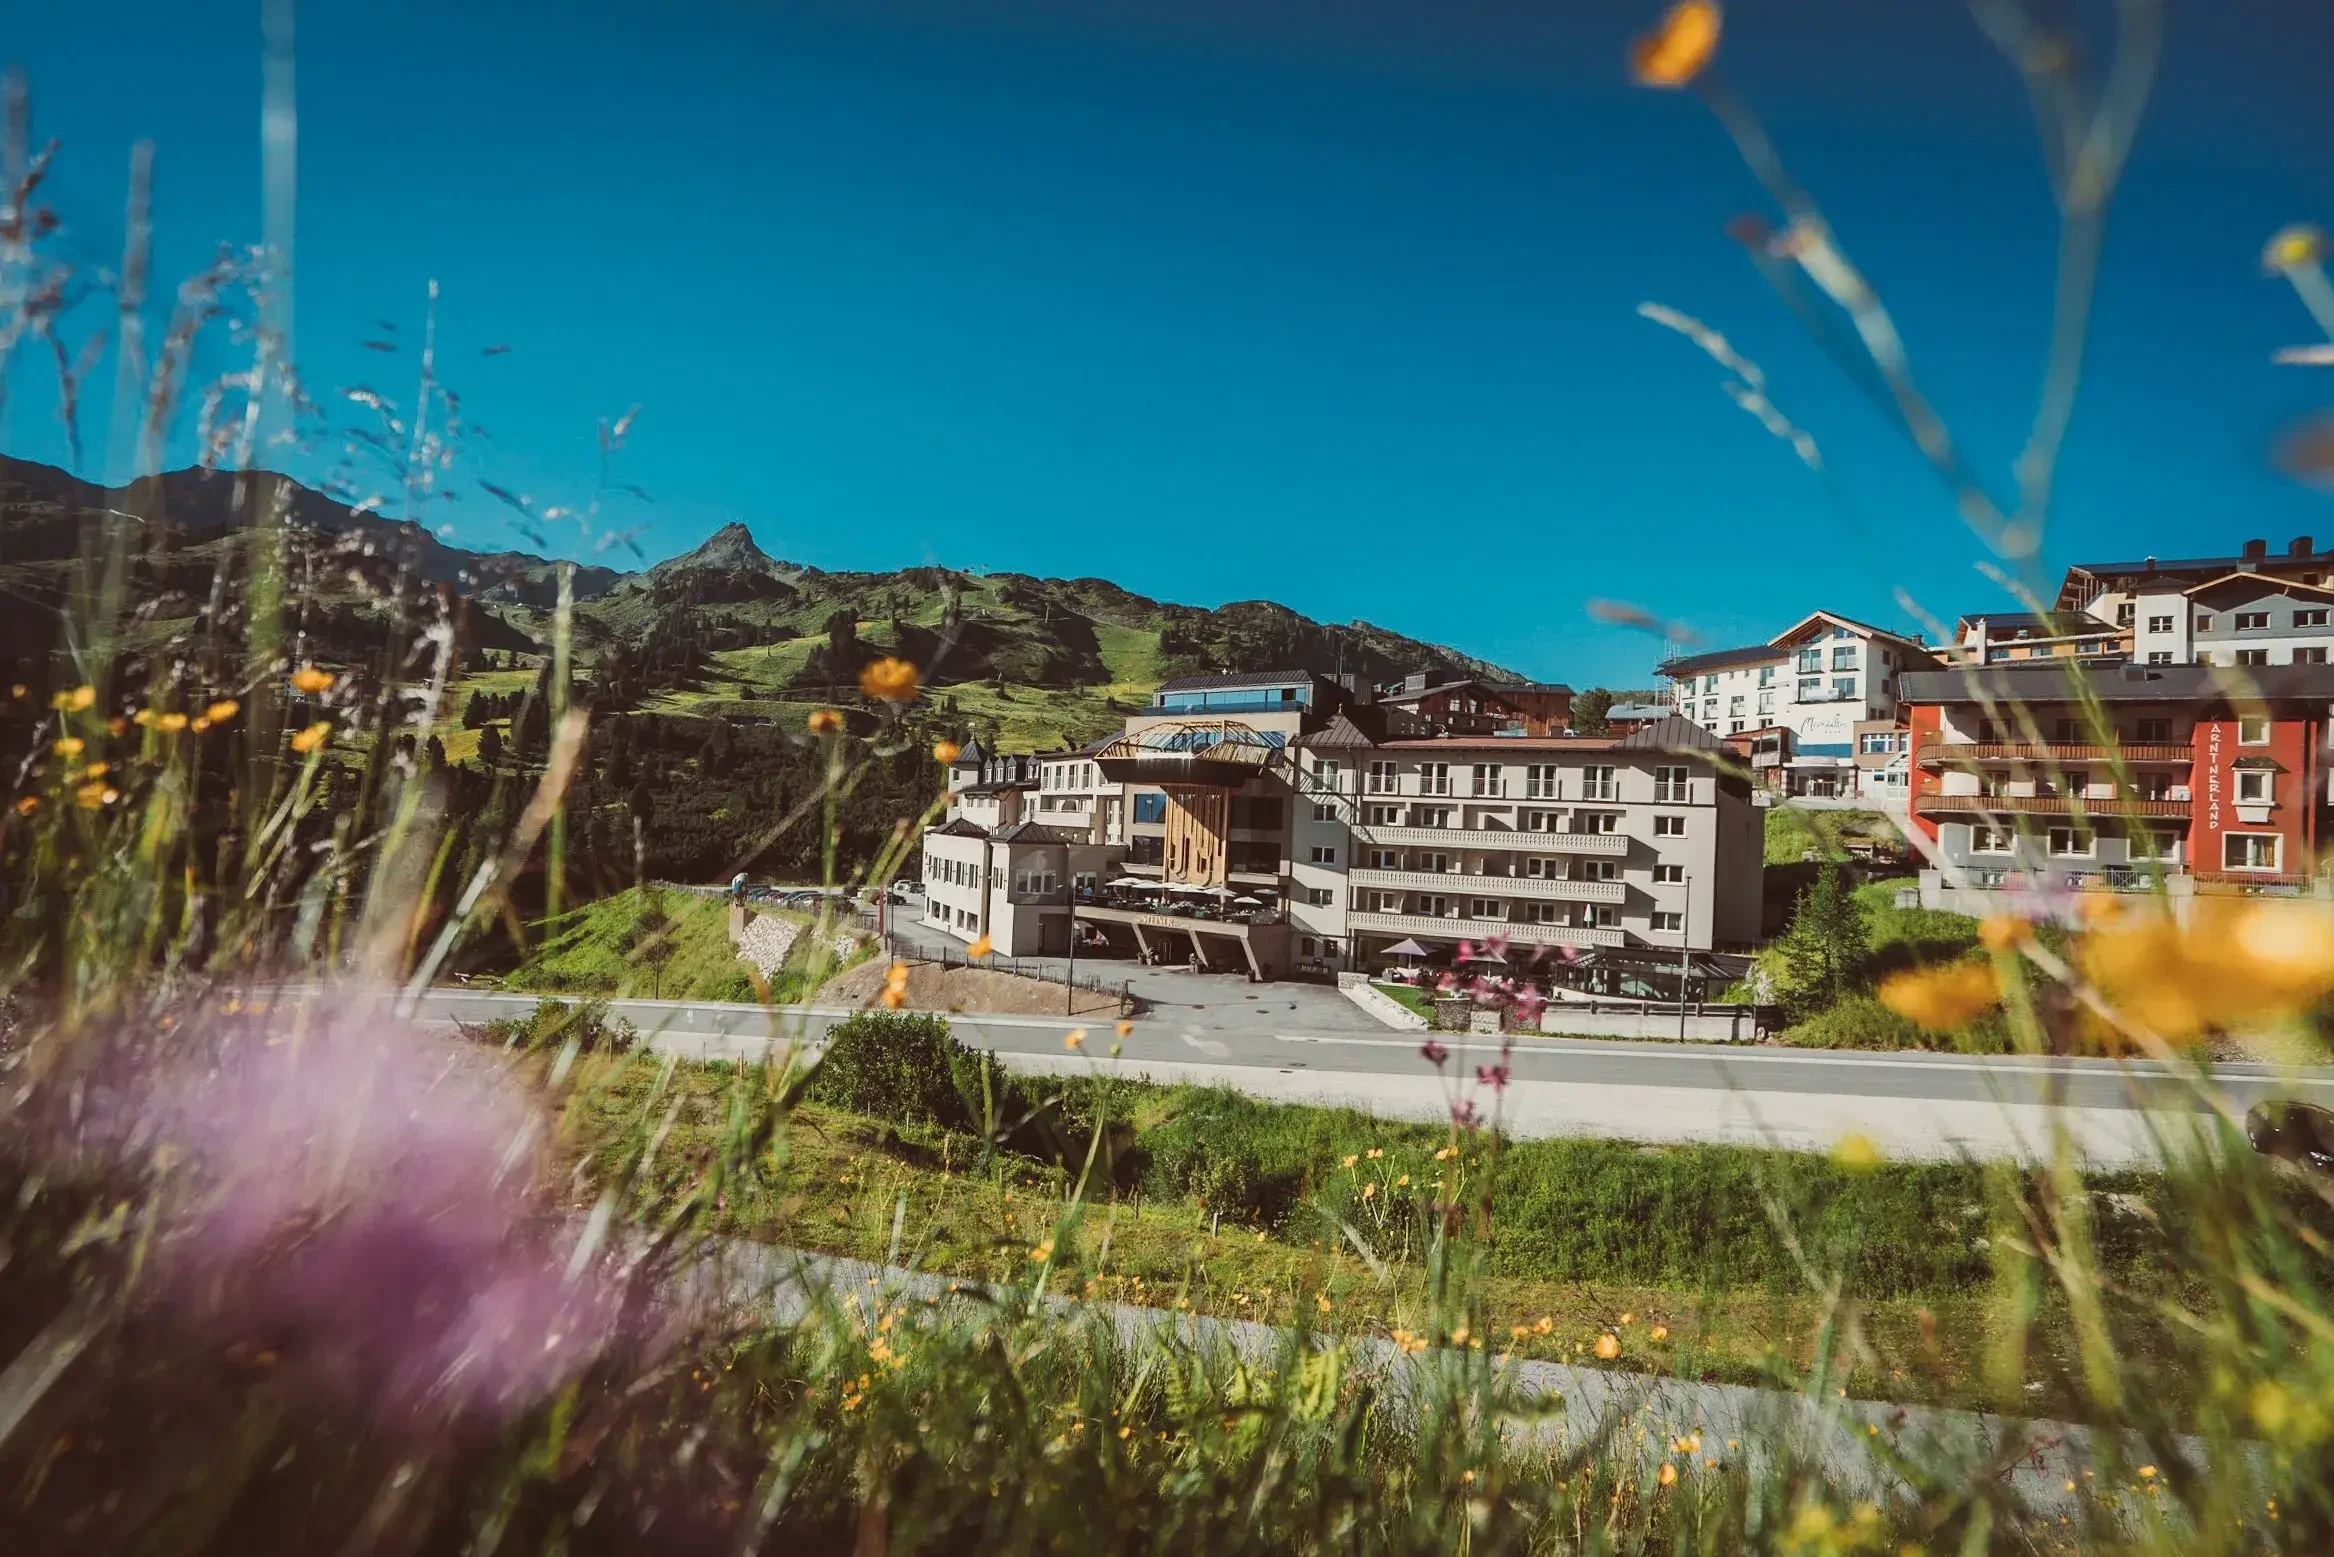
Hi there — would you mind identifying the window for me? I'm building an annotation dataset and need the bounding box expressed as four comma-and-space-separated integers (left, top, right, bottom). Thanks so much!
1522, 809, 1558, 832
1577, 811, 1620, 834
1702, 701, 1717, 720
1654, 863, 1685, 884
2196, 614, 2214, 632
1651, 911, 1684, 933
1133, 792, 1167, 824
2237, 769, 2274, 805
2146, 614, 2174, 633
2236, 611, 2272, 631
1470, 898, 1505, 920
1312, 802, 1336, 822
1653, 815, 1686, 837
2225, 833, 2282, 871
1703, 674, 1718, 693
2239, 716, 2272, 745
1971, 825, 2013, 853
1524, 901, 1567, 924
2116, 602, 2137, 626
1306, 887, 1333, 908
2301, 609, 2332, 628
2304, 647, 2331, 665
1758, 666, 1774, 686
1589, 905, 1620, 928
1412, 806, 1451, 828
1858, 732, 1893, 754
1367, 849, 1397, 869
1833, 677, 1857, 701
1417, 895, 1451, 917
1799, 677, 1823, 700
1314, 759, 1342, 788
1728, 695, 1744, 715
1525, 764, 1561, 798
1831, 645, 1858, 670
1470, 763, 1504, 797
1580, 859, 1619, 882
1653, 765, 1690, 802
1365, 761, 1397, 794
1797, 648, 1821, 673
2147, 651, 2173, 665
1581, 765, 1618, 801
1417, 853, 1451, 873
1364, 804, 1399, 827
1419, 762, 1452, 796
2046, 828, 2091, 858
1309, 845, 1337, 865
1525, 857, 1563, 879
2238, 649, 2270, 667
2134, 718, 2171, 742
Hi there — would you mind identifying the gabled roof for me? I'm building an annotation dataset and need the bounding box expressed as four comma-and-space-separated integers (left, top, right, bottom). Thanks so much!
950, 736, 988, 766
1605, 702, 1674, 721
1769, 610, 1928, 651
1613, 715, 1729, 752
989, 820, 1085, 845
2183, 571, 2334, 603
1156, 669, 1318, 693
1295, 704, 1438, 749
928, 817, 989, 838
1657, 643, 1775, 678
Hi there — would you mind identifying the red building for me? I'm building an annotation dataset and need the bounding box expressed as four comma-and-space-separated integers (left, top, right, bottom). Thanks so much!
1374, 674, 1575, 736
1896, 663, 2331, 915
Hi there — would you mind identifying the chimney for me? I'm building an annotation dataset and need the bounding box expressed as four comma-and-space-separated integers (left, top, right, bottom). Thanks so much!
2243, 538, 2268, 564
2294, 536, 2316, 559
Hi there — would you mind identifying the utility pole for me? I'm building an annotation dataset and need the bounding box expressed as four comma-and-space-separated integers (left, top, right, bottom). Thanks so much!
1678, 871, 1693, 1042
1065, 882, 1078, 1015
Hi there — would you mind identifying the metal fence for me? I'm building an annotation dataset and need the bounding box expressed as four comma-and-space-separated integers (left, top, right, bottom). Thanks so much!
882, 934, 1141, 1017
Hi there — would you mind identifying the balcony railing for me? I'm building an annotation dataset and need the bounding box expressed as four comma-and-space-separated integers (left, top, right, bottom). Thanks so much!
1916, 738, 2191, 768
1352, 823, 1631, 855
1347, 867, 1626, 902
1348, 910, 1627, 949
1913, 793, 2191, 819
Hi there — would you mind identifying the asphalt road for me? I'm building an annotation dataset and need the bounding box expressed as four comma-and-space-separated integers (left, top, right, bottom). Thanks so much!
386, 988, 2334, 1166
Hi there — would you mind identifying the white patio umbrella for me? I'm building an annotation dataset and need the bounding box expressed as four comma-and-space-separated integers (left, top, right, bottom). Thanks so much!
1193, 884, 1235, 897
1382, 938, 1430, 960
1108, 876, 1160, 889
1231, 895, 1265, 907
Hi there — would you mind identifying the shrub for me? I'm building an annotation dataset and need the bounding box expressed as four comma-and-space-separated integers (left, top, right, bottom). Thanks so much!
807, 1009, 991, 1130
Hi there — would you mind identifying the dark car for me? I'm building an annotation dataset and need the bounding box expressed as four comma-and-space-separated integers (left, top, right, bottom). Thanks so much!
2245, 1101, 2334, 1174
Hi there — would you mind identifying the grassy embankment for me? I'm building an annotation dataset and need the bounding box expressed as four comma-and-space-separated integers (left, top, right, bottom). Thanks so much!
543, 1022, 2208, 1423
501, 885, 872, 1003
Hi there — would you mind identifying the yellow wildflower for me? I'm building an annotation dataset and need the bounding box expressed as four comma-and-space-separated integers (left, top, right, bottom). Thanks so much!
1115, 1018, 1133, 1038
1832, 1133, 1883, 1172
74, 781, 108, 810
83, 762, 109, 780
1395, 1173, 1409, 1187
2087, 902, 2334, 1039
967, 934, 992, 959
1318, 1294, 1333, 1313
1532, 1316, 1553, 1335
885, 960, 911, 991
806, 708, 843, 736
158, 712, 189, 733
15, 795, 41, 815
1341, 1154, 1358, 1168
1976, 914, 2031, 952
1629, 0, 1722, 89
879, 987, 906, 1010
1620, 1311, 1635, 1325
205, 698, 241, 724
1651, 1324, 1670, 1342
290, 665, 334, 695
932, 739, 961, 764
191, 716, 211, 733
1658, 1462, 1678, 1487
289, 721, 331, 754
1595, 1333, 1621, 1360
1366, 1147, 1383, 1160
1877, 962, 2000, 1031
1064, 1029, 1085, 1050
1029, 1239, 1054, 1262
52, 737, 84, 758
67, 684, 97, 711
1361, 1182, 1377, 1201
858, 656, 920, 703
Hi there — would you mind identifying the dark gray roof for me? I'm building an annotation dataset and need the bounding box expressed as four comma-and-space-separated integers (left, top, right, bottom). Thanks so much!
1156, 669, 1320, 693
1658, 644, 1774, 677
950, 736, 988, 765
989, 820, 1086, 845
1606, 702, 1672, 720
1612, 716, 1728, 752
2069, 548, 2331, 578
1900, 661, 2334, 703
928, 817, 989, 838
1295, 704, 1436, 750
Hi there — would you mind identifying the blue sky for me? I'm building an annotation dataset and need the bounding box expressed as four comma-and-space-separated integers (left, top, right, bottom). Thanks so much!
8, 1, 2334, 686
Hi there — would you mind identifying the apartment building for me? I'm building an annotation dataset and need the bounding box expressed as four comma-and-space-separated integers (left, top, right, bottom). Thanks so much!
1947, 612, 2130, 666
1374, 673, 1575, 736
2052, 534, 2334, 619
1901, 661, 2334, 919
1660, 611, 1937, 799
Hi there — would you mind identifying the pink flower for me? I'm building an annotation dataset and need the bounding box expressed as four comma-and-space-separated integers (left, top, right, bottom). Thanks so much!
1450, 1099, 1481, 1130
1475, 1064, 1511, 1092
1420, 1039, 1449, 1066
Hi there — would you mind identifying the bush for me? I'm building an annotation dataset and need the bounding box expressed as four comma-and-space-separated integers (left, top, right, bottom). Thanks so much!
807, 1009, 993, 1130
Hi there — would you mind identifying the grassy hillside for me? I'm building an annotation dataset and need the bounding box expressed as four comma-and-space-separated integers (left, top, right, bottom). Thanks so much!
503, 886, 871, 1003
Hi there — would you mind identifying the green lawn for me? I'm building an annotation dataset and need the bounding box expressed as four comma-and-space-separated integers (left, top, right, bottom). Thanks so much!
501, 885, 868, 1002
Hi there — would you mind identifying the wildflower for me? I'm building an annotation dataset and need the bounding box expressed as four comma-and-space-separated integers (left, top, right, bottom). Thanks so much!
1877, 962, 2000, 1031
1832, 1133, 1883, 1171
1651, 1324, 1670, 1341
1620, 1311, 1635, 1325
1433, 1146, 1456, 1162
7, 684, 21, 697
933, 739, 961, 764
74, 781, 111, 809
879, 987, 906, 1009
858, 656, 920, 703
1595, 1333, 1621, 1360
2088, 902, 2334, 1038
1630, 0, 1722, 89
13, 796, 37, 815
290, 722, 332, 754
158, 712, 189, 733
1318, 1293, 1333, 1313
191, 716, 212, 733
1341, 1154, 1358, 1168
1419, 1038, 1448, 1066
52, 736, 84, 758
1366, 1147, 1383, 1160
66, 684, 97, 711
1029, 1239, 1054, 1262
885, 961, 911, 991
1361, 1182, 1377, 1201
2137, 1465, 2156, 1480
133, 708, 155, 726
1658, 1462, 1678, 1487
967, 934, 992, 960
83, 762, 109, 779
205, 698, 241, 724
1451, 1100, 1480, 1129
1475, 1063, 1510, 1091
1394, 1172, 1410, 1188
1449, 1325, 1470, 1345
2264, 223, 2327, 274
290, 665, 335, 695
1064, 1029, 1085, 1050
806, 708, 843, 736
1976, 914, 2031, 952
1115, 1019, 1133, 1038
1533, 1316, 1553, 1335
1511, 1324, 1530, 1340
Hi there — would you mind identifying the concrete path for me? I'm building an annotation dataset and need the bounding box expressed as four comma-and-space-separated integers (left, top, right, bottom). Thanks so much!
386, 988, 2334, 1166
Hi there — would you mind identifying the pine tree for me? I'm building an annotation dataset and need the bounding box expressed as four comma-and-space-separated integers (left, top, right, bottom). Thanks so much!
1571, 688, 1615, 736
1771, 863, 1869, 1020
478, 723, 504, 769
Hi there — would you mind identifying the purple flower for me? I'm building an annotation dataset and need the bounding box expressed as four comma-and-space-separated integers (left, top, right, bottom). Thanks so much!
1512, 986, 1549, 1019
1475, 1063, 1511, 1092
1420, 1039, 1449, 1066
1450, 1099, 1481, 1130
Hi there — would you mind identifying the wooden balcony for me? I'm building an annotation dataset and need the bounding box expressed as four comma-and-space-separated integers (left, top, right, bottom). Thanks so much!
1915, 738, 2191, 769
1913, 792, 2191, 820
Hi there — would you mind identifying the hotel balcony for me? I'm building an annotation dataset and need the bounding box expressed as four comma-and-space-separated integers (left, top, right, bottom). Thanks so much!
1914, 738, 2191, 768
1347, 867, 1625, 903
1912, 792, 2191, 820
1352, 823, 1630, 855
1347, 910, 1627, 949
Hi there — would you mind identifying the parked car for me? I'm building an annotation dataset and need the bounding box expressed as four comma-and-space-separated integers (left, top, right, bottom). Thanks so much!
2245, 1100, 2334, 1175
